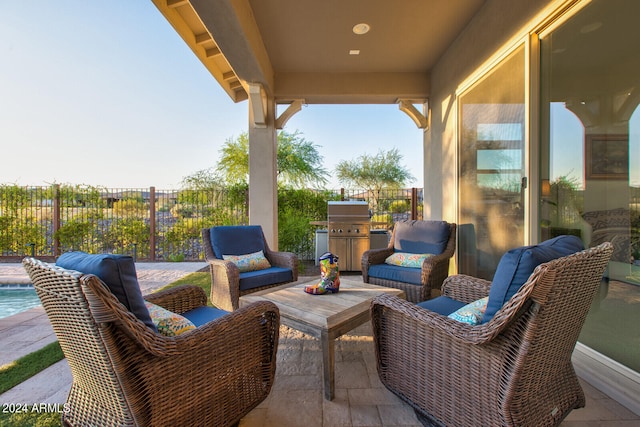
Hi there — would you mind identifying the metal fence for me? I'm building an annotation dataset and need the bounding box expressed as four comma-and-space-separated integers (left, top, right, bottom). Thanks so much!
0, 184, 423, 262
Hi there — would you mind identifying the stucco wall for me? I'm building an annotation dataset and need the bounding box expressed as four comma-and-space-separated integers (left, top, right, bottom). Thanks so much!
425, 0, 557, 222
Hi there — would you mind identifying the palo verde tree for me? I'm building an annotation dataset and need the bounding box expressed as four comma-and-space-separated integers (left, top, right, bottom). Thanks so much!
335, 148, 415, 209
187, 130, 331, 257
215, 130, 329, 188
180, 167, 224, 190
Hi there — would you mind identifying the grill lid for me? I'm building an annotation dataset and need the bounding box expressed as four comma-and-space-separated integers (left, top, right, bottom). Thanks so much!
327, 201, 370, 223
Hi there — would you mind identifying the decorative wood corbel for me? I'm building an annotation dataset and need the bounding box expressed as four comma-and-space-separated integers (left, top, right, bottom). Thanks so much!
276, 100, 305, 129
398, 99, 429, 129
248, 83, 267, 128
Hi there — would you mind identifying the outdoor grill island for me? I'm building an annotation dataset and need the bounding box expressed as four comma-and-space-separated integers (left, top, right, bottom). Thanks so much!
327, 201, 370, 271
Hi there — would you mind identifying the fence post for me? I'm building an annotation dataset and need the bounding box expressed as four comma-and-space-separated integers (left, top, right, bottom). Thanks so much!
411, 188, 418, 220
149, 186, 156, 261
52, 184, 61, 257
340, 188, 345, 201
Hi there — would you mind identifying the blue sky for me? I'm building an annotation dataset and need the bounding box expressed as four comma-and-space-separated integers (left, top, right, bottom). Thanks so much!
1, 1, 423, 189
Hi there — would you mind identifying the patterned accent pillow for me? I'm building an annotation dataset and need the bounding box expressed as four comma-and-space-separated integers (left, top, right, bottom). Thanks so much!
144, 301, 196, 336
448, 297, 489, 325
223, 250, 272, 272
384, 252, 433, 268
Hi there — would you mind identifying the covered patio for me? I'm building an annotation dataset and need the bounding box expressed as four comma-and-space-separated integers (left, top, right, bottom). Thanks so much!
150, 0, 640, 420
152, 0, 475, 246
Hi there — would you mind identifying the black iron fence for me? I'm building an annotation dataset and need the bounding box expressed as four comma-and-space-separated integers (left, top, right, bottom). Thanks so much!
0, 184, 423, 262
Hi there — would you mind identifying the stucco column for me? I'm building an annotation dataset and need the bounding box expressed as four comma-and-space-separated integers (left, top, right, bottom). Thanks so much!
248, 90, 278, 249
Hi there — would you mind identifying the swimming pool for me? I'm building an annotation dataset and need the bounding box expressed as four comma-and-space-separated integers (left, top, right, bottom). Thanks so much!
0, 285, 42, 319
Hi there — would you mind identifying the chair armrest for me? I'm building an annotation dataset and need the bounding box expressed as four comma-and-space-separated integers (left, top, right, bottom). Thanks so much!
441, 274, 492, 303
144, 284, 208, 314
372, 265, 541, 347
159, 300, 280, 356
207, 259, 240, 311
361, 247, 394, 282
265, 250, 299, 281
201, 227, 217, 261
371, 294, 500, 345
419, 252, 454, 299
363, 247, 394, 265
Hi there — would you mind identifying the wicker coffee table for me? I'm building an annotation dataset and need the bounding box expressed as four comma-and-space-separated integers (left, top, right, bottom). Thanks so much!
239, 277, 405, 400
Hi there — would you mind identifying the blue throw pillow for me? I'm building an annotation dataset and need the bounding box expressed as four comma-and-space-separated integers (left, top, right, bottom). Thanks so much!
482, 235, 584, 323
209, 225, 266, 259
56, 251, 156, 332
393, 220, 450, 255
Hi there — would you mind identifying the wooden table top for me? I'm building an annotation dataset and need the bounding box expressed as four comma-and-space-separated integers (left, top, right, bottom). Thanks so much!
240, 277, 404, 332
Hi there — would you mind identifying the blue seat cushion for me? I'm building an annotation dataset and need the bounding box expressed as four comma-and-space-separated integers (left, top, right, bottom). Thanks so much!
417, 296, 467, 316
182, 306, 229, 327
368, 263, 422, 286
239, 266, 293, 292
209, 225, 265, 259
56, 251, 156, 332
483, 235, 584, 323
393, 220, 450, 255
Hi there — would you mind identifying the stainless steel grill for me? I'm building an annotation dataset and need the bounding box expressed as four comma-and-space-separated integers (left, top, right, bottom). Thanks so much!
327, 201, 370, 271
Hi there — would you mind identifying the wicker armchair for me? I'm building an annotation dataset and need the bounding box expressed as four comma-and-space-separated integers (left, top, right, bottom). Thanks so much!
202, 225, 298, 311
23, 257, 280, 427
362, 220, 457, 302
371, 242, 613, 427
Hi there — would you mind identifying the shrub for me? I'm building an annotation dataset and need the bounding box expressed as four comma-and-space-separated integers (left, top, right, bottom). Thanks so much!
167, 253, 185, 262
389, 199, 410, 213
277, 188, 335, 258
112, 198, 146, 216
54, 219, 94, 252
278, 208, 314, 255
371, 213, 393, 228
170, 203, 196, 218
165, 218, 206, 244
102, 218, 150, 257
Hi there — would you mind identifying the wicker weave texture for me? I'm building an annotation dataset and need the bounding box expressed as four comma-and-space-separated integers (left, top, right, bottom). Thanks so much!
23, 257, 280, 427
362, 221, 457, 302
202, 227, 299, 311
371, 242, 613, 427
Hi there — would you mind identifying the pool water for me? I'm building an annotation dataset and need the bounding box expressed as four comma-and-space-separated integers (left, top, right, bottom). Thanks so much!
0, 286, 42, 319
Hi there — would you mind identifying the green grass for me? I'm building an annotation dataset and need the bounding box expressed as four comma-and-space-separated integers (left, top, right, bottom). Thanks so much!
0, 341, 64, 395
157, 271, 212, 298
0, 411, 61, 427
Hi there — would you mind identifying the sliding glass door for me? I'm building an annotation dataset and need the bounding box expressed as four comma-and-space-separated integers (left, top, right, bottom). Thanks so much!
539, 0, 640, 372
458, 45, 526, 280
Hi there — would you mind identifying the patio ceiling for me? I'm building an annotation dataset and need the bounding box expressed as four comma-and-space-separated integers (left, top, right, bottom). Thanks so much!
152, 0, 486, 104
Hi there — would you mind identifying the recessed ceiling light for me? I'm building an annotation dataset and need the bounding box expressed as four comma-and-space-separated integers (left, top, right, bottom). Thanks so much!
349, 50, 360, 55
353, 23, 370, 35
